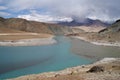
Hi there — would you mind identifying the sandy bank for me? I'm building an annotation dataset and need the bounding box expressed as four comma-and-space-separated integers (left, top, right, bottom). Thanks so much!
91, 41, 120, 47
9, 58, 120, 80
0, 36, 56, 46
73, 36, 120, 47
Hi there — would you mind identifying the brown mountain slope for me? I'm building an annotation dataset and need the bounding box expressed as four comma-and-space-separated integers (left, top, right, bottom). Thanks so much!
67, 19, 120, 44
95, 19, 120, 42
99, 19, 120, 33
0, 17, 72, 35
0, 27, 26, 33
86, 19, 120, 42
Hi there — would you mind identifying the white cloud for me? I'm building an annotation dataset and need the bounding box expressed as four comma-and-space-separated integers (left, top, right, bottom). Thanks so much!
18, 10, 72, 23
3, 0, 120, 21
0, 6, 7, 10
0, 12, 10, 16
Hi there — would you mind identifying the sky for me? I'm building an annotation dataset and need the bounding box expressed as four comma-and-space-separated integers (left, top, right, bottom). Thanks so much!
0, 0, 120, 23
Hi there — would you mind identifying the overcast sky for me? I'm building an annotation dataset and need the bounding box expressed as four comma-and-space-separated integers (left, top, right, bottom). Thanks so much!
0, 0, 120, 22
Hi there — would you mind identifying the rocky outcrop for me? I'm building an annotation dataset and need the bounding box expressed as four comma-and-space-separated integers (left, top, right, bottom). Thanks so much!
87, 66, 104, 73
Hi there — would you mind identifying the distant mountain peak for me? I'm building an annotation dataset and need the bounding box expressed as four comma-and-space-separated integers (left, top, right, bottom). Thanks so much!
58, 18, 109, 27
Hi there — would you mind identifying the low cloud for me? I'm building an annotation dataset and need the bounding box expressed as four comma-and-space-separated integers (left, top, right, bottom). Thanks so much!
18, 10, 72, 23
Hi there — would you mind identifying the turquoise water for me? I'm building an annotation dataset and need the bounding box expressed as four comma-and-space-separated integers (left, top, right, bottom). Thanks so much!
0, 36, 95, 79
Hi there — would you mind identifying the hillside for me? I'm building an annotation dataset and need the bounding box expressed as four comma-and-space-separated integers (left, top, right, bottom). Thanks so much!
0, 17, 72, 35
0, 27, 27, 33
83, 19, 120, 44
66, 19, 120, 47
72, 26, 105, 32
99, 19, 120, 33
95, 19, 120, 42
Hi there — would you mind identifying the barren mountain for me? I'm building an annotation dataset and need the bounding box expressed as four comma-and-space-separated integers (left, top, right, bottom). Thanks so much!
67, 19, 120, 46
0, 17, 72, 35
95, 19, 120, 41
86, 19, 120, 42
99, 19, 120, 33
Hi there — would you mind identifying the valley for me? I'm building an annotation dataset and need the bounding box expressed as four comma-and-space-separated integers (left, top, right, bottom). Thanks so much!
0, 17, 120, 80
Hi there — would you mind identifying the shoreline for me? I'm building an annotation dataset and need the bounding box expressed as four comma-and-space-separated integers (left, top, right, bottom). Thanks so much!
72, 36, 120, 47
91, 41, 120, 47
0, 36, 56, 46
9, 58, 120, 80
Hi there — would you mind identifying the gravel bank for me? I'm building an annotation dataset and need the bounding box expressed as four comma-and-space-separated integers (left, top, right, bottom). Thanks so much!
0, 37, 56, 46
8, 58, 120, 80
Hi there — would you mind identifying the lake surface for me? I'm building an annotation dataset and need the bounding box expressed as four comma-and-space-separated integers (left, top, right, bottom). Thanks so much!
0, 36, 120, 79
0, 36, 95, 79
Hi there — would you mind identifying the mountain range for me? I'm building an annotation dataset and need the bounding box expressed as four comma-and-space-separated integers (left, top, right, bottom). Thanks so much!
0, 17, 72, 35
0, 16, 119, 40
58, 18, 110, 27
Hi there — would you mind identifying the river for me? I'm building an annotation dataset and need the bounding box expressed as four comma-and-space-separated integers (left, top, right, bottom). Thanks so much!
0, 36, 120, 79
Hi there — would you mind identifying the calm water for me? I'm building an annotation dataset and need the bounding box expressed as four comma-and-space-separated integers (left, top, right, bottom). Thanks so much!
0, 36, 95, 79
